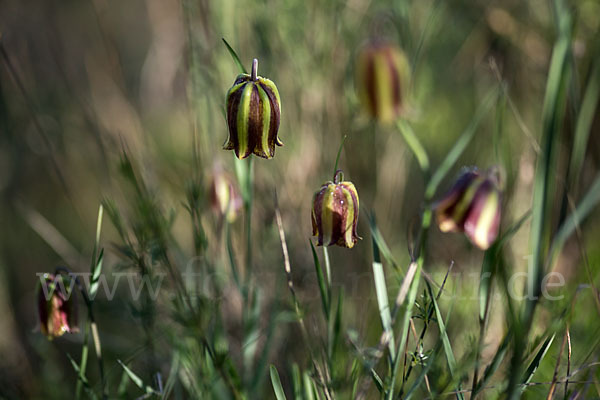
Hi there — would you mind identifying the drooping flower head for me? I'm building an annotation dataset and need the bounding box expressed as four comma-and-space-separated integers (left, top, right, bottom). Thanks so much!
37, 273, 78, 339
355, 40, 411, 123
312, 170, 360, 248
436, 167, 502, 250
209, 166, 243, 222
224, 59, 282, 159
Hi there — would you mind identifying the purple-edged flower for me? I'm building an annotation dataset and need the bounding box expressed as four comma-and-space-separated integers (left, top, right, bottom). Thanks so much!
37, 273, 78, 339
435, 168, 502, 250
311, 170, 360, 248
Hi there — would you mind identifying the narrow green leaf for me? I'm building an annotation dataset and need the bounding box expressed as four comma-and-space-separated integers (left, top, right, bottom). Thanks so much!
387, 260, 422, 400
222, 38, 247, 74
521, 334, 556, 392
367, 213, 400, 272
310, 240, 330, 319
331, 289, 343, 360
66, 353, 89, 385
303, 372, 316, 400
479, 211, 531, 320
270, 365, 287, 400
332, 135, 348, 177
291, 364, 302, 400
372, 236, 395, 360
425, 86, 499, 200
550, 174, 600, 266
425, 280, 464, 400
526, 7, 572, 318
370, 369, 384, 393
474, 332, 511, 396
397, 119, 430, 175
118, 359, 155, 394
568, 56, 600, 190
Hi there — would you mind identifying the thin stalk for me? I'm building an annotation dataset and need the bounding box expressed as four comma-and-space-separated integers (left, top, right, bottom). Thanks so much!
323, 246, 332, 289
399, 257, 453, 395
388, 207, 432, 399
242, 156, 254, 382
244, 156, 255, 288
471, 289, 492, 399
76, 321, 91, 399
275, 201, 333, 400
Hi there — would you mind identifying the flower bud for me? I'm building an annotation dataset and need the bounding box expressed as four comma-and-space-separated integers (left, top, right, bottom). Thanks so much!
224, 59, 282, 159
312, 170, 360, 248
435, 168, 502, 250
37, 273, 78, 339
355, 41, 410, 123
209, 168, 243, 222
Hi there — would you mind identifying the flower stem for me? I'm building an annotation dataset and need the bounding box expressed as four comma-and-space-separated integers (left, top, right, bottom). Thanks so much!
251, 59, 258, 81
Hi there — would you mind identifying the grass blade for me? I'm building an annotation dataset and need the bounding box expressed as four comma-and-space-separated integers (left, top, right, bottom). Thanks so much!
367, 213, 400, 272
550, 174, 600, 266
479, 211, 531, 320
270, 365, 288, 400
388, 261, 422, 400
330, 289, 344, 362
473, 332, 511, 396
567, 49, 600, 190
303, 372, 317, 400
118, 359, 156, 394
397, 119, 430, 175
372, 235, 396, 361
521, 334, 556, 393
222, 38, 247, 74
425, 280, 464, 400
425, 87, 499, 200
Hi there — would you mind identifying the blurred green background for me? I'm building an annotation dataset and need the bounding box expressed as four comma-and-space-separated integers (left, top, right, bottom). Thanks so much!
0, 0, 599, 398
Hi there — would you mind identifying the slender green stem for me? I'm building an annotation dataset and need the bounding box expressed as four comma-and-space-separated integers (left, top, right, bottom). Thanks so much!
241, 156, 254, 384
322, 246, 332, 289
323, 246, 334, 367
76, 321, 90, 399
244, 156, 255, 294
389, 208, 431, 399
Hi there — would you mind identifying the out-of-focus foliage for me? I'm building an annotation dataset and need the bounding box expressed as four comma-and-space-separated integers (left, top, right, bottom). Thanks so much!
0, 0, 599, 398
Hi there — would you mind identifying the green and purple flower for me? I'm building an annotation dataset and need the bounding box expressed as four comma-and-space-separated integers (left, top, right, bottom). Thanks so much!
312, 170, 360, 248
355, 41, 411, 123
436, 168, 502, 250
224, 59, 282, 159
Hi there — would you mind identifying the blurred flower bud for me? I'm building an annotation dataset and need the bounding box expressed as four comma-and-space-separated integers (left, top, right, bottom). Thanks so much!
210, 168, 243, 222
37, 273, 78, 339
435, 168, 502, 250
224, 59, 282, 159
355, 41, 410, 123
312, 170, 360, 248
